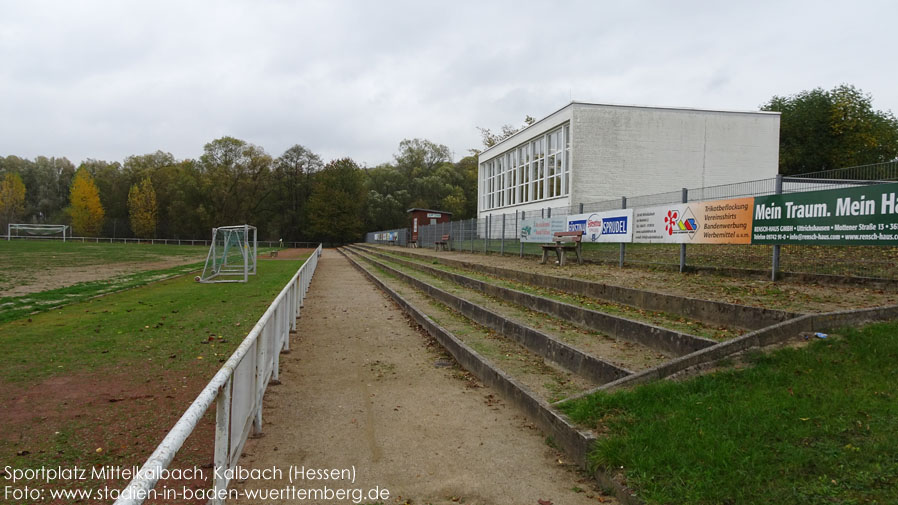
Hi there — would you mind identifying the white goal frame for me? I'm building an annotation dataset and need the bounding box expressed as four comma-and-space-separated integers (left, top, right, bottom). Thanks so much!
7, 223, 69, 242
199, 224, 258, 283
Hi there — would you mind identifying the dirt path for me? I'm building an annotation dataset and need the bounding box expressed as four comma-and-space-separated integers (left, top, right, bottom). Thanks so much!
231, 250, 612, 505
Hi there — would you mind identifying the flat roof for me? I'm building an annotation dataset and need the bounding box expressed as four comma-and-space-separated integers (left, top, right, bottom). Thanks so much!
407, 208, 452, 215
480, 101, 781, 159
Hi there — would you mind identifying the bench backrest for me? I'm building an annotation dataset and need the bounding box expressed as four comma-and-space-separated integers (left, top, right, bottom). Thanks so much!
553, 231, 582, 242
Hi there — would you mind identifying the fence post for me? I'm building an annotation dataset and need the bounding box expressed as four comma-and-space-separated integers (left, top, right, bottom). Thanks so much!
547, 207, 552, 218
679, 187, 688, 273
500, 214, 505, 256
620, 196, 627, 268
771, 174, 783, 281
517, 210, 523, 258
579, 202, 584, 213
484, 215, 489, 254
471, 218, 475, 253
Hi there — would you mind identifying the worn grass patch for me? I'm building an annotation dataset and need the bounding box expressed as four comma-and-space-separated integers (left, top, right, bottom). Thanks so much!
0, 262, 205, 324
0, 257, 308, 383
558, 323, 898, 505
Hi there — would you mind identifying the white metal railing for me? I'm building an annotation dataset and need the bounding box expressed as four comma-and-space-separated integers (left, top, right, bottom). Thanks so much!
113, 244, 323, 505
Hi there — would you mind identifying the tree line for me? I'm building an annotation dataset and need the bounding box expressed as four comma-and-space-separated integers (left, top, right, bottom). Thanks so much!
1, 84, 896, 243
0, 136, 477, 243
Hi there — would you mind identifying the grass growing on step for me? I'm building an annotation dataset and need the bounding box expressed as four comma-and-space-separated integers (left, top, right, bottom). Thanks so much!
369, 248, 737, 340
352, 251, 594, 402
558, 323, 898, 505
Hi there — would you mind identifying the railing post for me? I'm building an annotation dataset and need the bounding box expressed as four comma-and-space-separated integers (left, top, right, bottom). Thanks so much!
772, 174, 783, 281
212, 376, 232, 505
680, 188, 688, 273
253, 327, 265, 436
620, 196, 627, 268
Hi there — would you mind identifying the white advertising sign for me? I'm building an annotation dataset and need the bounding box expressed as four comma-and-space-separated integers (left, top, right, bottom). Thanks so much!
565, 209, 634, 243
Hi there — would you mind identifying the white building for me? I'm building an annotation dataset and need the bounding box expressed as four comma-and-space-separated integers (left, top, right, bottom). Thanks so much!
477, 101, 780, 218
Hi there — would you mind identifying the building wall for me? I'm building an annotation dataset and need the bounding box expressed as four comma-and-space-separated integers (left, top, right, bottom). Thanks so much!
570, 104, 780, 205
477, 102, 780, 218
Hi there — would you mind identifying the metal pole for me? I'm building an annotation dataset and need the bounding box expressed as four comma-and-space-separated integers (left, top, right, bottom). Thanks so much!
518, 210, 523, 258
484, 215, 490, 254
620, 196, 627, 268
500, 214, 505, 256
772, 174, 783, 281
579, 202, 584, 214
470, 218, 474, 253
679, 188, 687, 273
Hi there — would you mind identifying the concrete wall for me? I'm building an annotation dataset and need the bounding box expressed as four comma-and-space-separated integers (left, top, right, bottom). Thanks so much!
570, 103, 780, 205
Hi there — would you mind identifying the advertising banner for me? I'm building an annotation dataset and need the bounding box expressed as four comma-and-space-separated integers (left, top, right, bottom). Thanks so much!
565, 209, 634, 243
752, 182, 898, 245
520, 216, 568, 243
633, 197, 754, 244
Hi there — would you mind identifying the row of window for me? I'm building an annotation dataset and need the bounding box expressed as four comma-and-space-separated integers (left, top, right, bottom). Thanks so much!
479, 123, 570, 211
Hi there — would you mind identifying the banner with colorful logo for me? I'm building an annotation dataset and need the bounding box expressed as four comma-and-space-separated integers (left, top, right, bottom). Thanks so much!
520, 216, 568, 243
633, 197, 754, 244
566, 209, 634, 243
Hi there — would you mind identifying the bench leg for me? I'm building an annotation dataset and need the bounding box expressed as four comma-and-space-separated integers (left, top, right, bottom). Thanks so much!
558, 248, 565, 267
541, 249, 549, 264
576, 244, 582, 265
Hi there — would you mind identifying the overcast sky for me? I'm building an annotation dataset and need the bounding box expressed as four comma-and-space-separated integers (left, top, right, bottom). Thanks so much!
1, 0, 896, 167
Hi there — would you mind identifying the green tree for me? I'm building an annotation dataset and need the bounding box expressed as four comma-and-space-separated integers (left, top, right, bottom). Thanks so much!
68, 167, 105, 236
306, 158, 366, 243
0, 172, 26, 231
199, 137, 273, 226
128, 176, 157, 238
272, 144, 323, 240
762, 84, 898, 175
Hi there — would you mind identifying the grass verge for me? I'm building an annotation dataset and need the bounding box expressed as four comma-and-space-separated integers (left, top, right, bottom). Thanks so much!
558, 323, 898, 504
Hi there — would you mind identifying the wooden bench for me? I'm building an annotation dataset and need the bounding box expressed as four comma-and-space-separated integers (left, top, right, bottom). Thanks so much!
434, 234, 451, 251
540, 231, 582, 266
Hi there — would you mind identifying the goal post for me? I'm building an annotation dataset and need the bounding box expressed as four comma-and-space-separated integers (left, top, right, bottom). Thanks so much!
199, 224, 258, 283
7, 224, 69, 242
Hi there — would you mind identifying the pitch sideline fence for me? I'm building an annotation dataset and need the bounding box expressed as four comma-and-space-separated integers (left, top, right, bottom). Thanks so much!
2, 234, 319, 249
366, 162, 898, 280
113, 244, 322, 505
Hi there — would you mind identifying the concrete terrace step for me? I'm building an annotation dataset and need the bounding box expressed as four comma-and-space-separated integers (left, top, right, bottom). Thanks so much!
351, 244, 716, 357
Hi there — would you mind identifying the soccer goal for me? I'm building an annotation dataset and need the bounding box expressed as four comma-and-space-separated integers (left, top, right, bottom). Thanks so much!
198, 224, 258, 283
7, 223, 69, 241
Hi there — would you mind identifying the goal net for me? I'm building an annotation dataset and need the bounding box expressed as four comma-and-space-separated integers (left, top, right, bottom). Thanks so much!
7, 224, 69, 241
199, 224, 258, 283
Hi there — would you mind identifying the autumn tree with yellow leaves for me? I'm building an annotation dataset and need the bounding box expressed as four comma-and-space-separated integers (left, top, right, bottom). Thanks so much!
128, 176, 157, 238
0, 172, 26, 231
69, 167, 105, 236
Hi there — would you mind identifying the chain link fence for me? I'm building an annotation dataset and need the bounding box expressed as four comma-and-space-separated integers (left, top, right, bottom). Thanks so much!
366, 162, 898, 281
